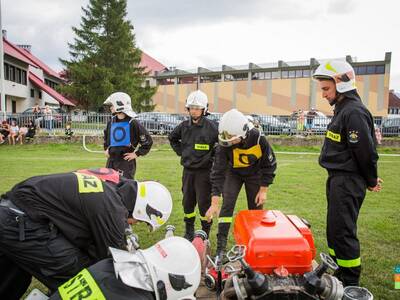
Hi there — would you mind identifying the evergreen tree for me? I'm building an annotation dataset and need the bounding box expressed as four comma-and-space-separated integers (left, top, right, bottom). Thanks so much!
59, 0, 155, 111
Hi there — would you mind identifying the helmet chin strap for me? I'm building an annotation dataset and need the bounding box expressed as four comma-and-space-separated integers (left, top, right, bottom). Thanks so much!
330, 93, 345, 106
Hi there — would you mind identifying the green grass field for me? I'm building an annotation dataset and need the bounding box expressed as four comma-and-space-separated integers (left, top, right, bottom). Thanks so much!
0, 143, 399, 299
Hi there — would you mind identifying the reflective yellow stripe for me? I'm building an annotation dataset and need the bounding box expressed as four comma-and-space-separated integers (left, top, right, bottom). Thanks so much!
74, 172, 104, 193
199, 215, 208, 221
329, 248, 336, 256
337, 257, 361, 268
139, 184, 146, 198
194, 144, 210, 150
184, 212, 196, 219
218, 217, 233, 224
59, 268, 105, 300
326, 130, 341, 142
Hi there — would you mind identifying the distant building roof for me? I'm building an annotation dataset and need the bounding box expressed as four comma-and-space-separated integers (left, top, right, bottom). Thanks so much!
29, 72, 75, 106
140, 51, 167, 75
3, 38, 38, 67
389, 90, 400, 108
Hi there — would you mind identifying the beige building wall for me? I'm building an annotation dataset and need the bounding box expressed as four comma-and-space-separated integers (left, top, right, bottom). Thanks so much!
152, 73, 390, 116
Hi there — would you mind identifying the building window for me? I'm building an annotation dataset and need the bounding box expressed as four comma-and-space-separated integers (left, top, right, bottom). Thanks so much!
356, 66, 367, 75
38, 91, 42, 99
4, 63, 9, 80
295, 70, 303, 78
9, 65, 15, 82
303, 69, 311, 77
288, 70, 296, 78
281, 70, 288, 79
4, 63, 27, 85
367, 65, 376, 74
272, 71, 280, 79
30, 89, 34, 97
376, 65, 385, 74
21, 70, 27, 85
200, 75, 221, 82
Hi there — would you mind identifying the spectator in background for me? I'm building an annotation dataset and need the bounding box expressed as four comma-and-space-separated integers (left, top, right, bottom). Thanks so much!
32, 104, 41, 132
0, 120, 10, 144
8, 120, 19, 145
43, 105, 53, 135
65, 122, 73, 140
297, 109, 305, 134
24, 120, 36, 143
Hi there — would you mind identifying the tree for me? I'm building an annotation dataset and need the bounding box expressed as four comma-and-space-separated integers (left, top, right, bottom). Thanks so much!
59, 0, 156, 112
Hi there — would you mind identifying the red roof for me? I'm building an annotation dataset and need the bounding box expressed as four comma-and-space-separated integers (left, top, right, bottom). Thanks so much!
29, 72, 75, 106
3, 39, 38, 67
389, 90, 400, 108
3, 37, 62, 80
140, 51, 166, 75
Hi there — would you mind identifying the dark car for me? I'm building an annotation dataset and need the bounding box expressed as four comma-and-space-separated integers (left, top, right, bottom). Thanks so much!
256, 115, 291, 135
381, 118, 400, 137
20, 106, 66, 128
136, 112, 180, 135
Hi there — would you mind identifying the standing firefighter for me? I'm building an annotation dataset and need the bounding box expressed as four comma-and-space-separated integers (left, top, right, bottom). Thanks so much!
104, 92, 153, 179
0, 169, 172, 299
313, 60, 382, 286
206, 109, 277, 257
169, 90, 218, 240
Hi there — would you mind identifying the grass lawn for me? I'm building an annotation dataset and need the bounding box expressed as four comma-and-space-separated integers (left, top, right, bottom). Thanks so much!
0, 143, 399, 299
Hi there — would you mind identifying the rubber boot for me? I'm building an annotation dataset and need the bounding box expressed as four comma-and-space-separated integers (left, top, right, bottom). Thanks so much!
201, 220, 212, 238
184, 219, 195, 241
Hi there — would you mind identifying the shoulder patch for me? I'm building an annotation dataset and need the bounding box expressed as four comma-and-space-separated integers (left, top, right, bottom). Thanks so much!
348, 130, 359, 143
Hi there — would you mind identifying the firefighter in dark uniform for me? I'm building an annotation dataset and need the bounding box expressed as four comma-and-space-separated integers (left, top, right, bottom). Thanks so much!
169, 90, 218, 240
0, 169, 172, 300
49, 237, 201, 300
206, 109, 277, 257
104, 92, 153, 179
313, 60, 382, 286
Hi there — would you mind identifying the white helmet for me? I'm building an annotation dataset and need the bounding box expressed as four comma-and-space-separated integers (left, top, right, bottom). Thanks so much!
312, 60, 356, 93
141, 236, 201, 300
104, 92, 137, 118
218, 109, 250, 147
186, 90, 208, 114
133, 181, 173, 232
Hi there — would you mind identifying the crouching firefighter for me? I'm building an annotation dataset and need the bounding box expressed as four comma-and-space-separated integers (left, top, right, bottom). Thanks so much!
0, 169, 172, 300
206, 109, 277, 257
312, 60, 382, 286
104, 92, 153, 179
169, 90, 218, 240
48, 237, 201, 300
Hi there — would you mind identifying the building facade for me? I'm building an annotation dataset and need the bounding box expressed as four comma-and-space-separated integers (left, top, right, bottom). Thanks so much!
151, 53, 391, 116
2, 35, 75, 113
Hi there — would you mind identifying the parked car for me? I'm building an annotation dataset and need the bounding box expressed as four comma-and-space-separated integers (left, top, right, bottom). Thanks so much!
289, 110, 331, 135
380, 118, 400, 137
136, 112, 180, 135
256, 114, 291, 135
20, 106, 66, 128
206, 112, 223, 126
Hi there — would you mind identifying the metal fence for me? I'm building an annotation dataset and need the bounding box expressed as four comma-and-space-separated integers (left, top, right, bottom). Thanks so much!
1, 112, 399, 137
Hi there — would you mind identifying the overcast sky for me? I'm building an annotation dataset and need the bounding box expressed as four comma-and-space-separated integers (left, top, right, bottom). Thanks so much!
3, 0, 400, 90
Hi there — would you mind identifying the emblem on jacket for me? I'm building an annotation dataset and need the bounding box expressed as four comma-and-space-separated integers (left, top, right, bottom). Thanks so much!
348, 130, 359, 143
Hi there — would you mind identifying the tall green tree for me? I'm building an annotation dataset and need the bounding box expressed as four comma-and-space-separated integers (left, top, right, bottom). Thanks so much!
59, 0, 155, 111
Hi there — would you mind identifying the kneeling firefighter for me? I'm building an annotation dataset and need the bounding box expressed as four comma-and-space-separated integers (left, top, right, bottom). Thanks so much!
48, 237, 201, 300
0, 169, 172, 300
206, 109, 277, 257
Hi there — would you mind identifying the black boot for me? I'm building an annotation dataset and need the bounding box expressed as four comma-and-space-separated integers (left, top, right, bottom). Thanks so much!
201, 220, 212, 238
184, 219, 195, 241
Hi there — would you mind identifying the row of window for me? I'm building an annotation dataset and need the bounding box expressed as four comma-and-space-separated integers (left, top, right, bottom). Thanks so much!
354, 65, 385, 75
4, 63, 27, 85
45, 79, 58, 90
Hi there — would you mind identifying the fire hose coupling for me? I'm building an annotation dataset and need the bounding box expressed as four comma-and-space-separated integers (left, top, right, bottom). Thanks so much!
164, 224, 176, 238
125, 227, 140, 252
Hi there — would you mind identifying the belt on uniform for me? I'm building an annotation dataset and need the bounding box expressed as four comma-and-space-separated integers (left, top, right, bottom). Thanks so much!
0, 198, 26, 241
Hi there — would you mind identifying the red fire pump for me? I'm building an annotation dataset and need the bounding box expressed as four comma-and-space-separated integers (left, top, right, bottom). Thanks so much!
198, 210, 373, 300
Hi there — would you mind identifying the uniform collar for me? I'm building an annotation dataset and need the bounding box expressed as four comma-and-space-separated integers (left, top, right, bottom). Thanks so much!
190, 116, 205, 127
334, 90, 361, 114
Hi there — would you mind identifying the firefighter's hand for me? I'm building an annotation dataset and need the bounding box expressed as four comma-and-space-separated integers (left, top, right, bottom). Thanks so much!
255, 186, 268, 207
368, 177, 383, 192
105, 149, 110, 158
206, 196, 220, 222
124, 152, 138, 161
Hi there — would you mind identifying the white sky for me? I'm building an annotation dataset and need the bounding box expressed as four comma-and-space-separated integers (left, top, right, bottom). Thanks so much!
3, 0, 400, 90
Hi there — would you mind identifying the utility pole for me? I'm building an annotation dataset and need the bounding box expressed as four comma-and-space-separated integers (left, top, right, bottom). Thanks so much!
0, 0, 6, 116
